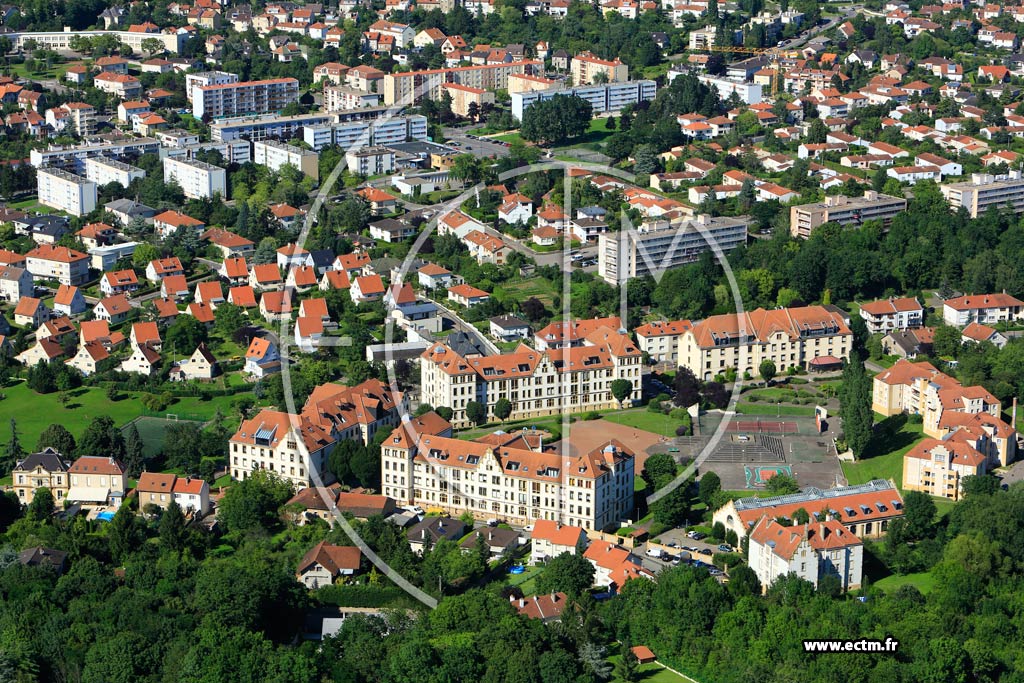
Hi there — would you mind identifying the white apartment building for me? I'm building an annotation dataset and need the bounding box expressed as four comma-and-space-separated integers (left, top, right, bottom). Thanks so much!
192, 78, 300, 119
37, 168, 97, 217
185, 71, 239, 101
678, 306, 852, 381
29, 138, 161, 172
382, 61, 541, 105
858, 297, 924, 334
748, 516, 864, 592
324, 84, 382, 111
83, 156, 146, 188
635, 319, 692, 365
211, 112, 334, 142
789, 192, 907, 238
302, 114, 428, 151
345, 146, 396, 175
941, 171, 1024, 218
597, 214, 749, 285
163, 157, 227, 199
230, 379, 404, 488
9, 29, 185, 54
381, 424, 636, 530
25, 245, 90, 286
942, 293, 1024, 326
253, 139, 320, 180
419, 329, 643, 429
511, 80, 656, 120
570, 52, 629, 85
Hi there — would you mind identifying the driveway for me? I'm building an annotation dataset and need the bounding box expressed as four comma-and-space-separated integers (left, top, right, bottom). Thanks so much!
443, 127, 510, 158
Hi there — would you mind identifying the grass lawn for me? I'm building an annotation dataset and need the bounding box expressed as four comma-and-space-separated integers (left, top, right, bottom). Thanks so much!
497, 277, 560, 306
492, 132, 523, 144
506, 565, 542, 595
874, 571, 937, 594
457, 414, 566, 440
735, 402, 816, 417
607, 656, 697, 683
0, 382, 243, 449
603, 409, 683, 438
552, 118, 617, 150
841, 415, 924, 488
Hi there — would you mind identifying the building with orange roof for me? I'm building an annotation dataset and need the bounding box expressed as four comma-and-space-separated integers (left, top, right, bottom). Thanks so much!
941, 292, 1024, 327
296, 541, 362, 588
382, 423, 635, 528
25, 244, 89, 285
137, 472, 210, 513
420, 322, 641, 427
202, 227, 253, 257
221, 257, 249, 285
530, 520, 588, 563
858, 297, 924, 334
583, 539, 654, 590
714, 479, 903, 542
249, 263, 283, 291
634, 319, 692, 364
902, 436, 988, 500
678, 305, 852, 381
748, 515, 863, 591
244, 336, 280, 377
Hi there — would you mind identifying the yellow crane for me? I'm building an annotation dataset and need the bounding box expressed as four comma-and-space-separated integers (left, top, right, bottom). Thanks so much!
699, 45, 803, 96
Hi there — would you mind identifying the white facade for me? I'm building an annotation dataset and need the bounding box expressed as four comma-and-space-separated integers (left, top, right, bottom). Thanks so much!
511, 80, 657, 120
192, 78, 300, 119
302, 114, 428, 152
748, 517, 863, 592
83, 156, 146, 188
37, 168, 97, 217
346, 147, 396, 175
253, 140, 320, 180
185, 71, 240, 101
163, 157, 227, 199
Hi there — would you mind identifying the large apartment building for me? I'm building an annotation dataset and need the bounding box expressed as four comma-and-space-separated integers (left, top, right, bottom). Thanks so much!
858, 297, 924, 334
380, 420, 636, 530
941, 171, 1024, 218
302, 114, 428, 151
678, 305, 852, 381
511, 80, 656, 120
419, 325, 643, 428
185, 71, 239, 101
713, 479, 904, 542
634, 319, 692, 365
382, 61, 541, 105
192, 78, 300, 119
229, 379, 405, 488
597, 214, 749, 285
25, 244, 90, 286
941, 292, 1024, 326
748, 516, 863, 592
570, 52, 629, 85
163, 157, 227, 199
789, 191, 907, 238
872, 359, 1015, 473
83, 156, 146, 188
253, 139, 320, 180
37, 168, 97, 217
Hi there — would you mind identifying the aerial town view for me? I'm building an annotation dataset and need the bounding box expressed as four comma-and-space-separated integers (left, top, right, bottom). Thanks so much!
0, 0, 1023, 679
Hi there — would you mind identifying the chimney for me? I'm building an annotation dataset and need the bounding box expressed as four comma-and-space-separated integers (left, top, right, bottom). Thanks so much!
551, 591, 558, 602
1013, 397, 1018, 428
519, 598, 526, 608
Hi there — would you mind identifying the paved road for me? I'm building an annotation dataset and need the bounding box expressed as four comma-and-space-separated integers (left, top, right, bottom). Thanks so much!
429, 296, 499, 354
443, 127, 510, 158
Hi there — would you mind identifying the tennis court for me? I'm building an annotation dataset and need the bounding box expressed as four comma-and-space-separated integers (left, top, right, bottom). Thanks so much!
123, 415, 206, 458
744, 464, 794, 488
726, 418, 798, 433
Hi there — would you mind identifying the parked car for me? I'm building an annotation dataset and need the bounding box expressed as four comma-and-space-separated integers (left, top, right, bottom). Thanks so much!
688, 531, 707, 540
646, 546, 666, 559
718, 544, 733, 553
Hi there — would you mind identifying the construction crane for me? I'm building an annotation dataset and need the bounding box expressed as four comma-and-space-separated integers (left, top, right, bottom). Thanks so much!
698, 45, 803, 96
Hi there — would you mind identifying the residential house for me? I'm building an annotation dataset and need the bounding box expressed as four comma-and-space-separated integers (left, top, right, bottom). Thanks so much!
530, 520, 587, 564
52, 284, 86, 316
67, 456, 127, 506
93, 294, 132, 325
12, 448, 71, 505
858, 297, 923, 334
296, 542, 362, 588
245, 337, 281, 377
747, 516, 863, 592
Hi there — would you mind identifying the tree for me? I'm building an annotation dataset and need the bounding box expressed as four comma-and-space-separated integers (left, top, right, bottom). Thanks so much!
78, 416, 126, 460
141, 37, 163, 57
252, 237, 278, 264
902, 490, 936, 541
839, 352, 873, 457
673, 366, 701, 408
931, 324, 961, 358
643, 453, 677, 491
698, 471, 721, 507
758, 359, 776, 386
36, 424, 75, 457
610, 378, 634, 407
652, 484, 690, 527
3, 418, 23, 472
166, 315, 208, 355
217, 469, 294, 534
535, 551, 595, 596
614, 643, 640, 683
764, 473, 800, 495
123, 423, 145, 478
159, 500, 188, 552
493, 398, 513, 422
960, 474, 1001, 497
450, 154, 484, 184
214, 303, 247, 339
107, 505, 145, 563
521, 94, 594, 146
26, 487, 54, 521
465, 400, 486, 426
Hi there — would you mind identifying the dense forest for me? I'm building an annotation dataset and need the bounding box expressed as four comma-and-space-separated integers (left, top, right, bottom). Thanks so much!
2, 474, 1024, 682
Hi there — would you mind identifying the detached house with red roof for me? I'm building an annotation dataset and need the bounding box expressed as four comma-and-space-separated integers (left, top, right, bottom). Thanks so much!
296, 542, 362, 588
530, 520, 587, 564
53, 284, 86, 316
146, 257, 185, 283
100, 269, 140, 297
942, 292, 1024, 326
748, 516, 863, 592
858, 297, 924, 334
583, 540, 654, 591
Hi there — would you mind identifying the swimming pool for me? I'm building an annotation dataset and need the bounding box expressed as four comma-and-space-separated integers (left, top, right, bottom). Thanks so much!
96, 511, 116, 522
509, 565, 525, 575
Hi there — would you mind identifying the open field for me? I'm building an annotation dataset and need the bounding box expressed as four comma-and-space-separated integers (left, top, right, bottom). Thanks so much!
841, 415, 924, 488
0, 381, 243, 449
874, 571, 937, 594
602, 408, 686, 438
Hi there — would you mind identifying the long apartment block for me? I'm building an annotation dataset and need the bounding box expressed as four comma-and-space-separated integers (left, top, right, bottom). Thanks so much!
192, 78, 301, 119
940, 171, 1024, 218
382, 61, 542, 105
511, 80, 656, 120
789, 191, 907, 238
